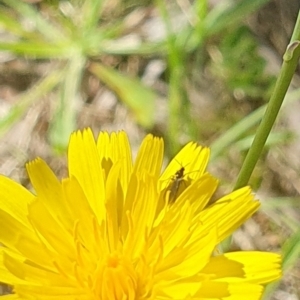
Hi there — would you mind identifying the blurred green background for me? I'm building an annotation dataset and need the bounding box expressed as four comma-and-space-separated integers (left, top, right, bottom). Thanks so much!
0, 0, 300, 298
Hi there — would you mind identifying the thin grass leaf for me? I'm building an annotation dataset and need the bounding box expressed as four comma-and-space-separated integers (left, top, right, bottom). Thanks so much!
234, 131, 293, 151
204, 0, 271, 36
0, 41, 72, 58
261, 198, 299, 232
180, 0, 271, 52
49, 55, 86, 151
282, 230, 300, 272
263, 229, 300, 299
89, 62, 156, 128
100, 40, 166, 55
262, 197, 300, 209
0, 10, 42, 40
0, 69, 63, 137
156, 0, 197, 154
1, 0, 66, 42
210, 88, 300, 161
81, 0, 104, 31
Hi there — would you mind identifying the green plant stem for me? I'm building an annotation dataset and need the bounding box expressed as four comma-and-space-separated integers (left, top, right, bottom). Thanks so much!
234, 10, 300, 190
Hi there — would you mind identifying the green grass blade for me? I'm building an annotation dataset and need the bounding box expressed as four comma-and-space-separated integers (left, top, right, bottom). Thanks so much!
282, 230, 300, 273
233, 131, 293, 151
81, 0, 104, 31
0, 10, 41, 40
210, 103, 266, 160
0, 70, 63, 137
1, 0, 66, 42
181, 0, 271, 52
100, 40, 166, 55
263, 229, 300, 299
156, 0, 197, 154
210, 88, 300, 160
0, 41, 71, 58
89, 62, 156, 128
49, 55, 86, 151
262, 197, 300, 232
204, 0, 271, 36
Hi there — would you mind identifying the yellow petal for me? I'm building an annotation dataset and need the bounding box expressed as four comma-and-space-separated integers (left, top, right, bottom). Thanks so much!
0, 175, 34, 226
26, 158, 72, 229
104, 161, 124, 251
28, 200, 75, 260
194, 281, 263, 299
200, 187, 260, 242
0, 248, 29, 285
68, 128, 106, 222
0, 209, 51, 267
123, 174, 159, 258
158, 226, 217, 277
0, 295, 20, 299
159, 142, 210, 187
14, 285, 88, 300
97, 131, 133, 192
2, 250, 70, 287
133, 134, 164, 179
171, 173, 219, 213
224, 251, 282, 284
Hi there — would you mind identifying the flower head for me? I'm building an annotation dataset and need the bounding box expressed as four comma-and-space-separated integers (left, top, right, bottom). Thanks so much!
0, 129, 281, 299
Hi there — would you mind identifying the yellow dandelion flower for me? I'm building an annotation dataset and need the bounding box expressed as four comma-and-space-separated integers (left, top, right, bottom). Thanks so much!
0, 129, 281, 299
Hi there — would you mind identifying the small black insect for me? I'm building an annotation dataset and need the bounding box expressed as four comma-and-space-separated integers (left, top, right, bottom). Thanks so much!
168, 167, 186, 203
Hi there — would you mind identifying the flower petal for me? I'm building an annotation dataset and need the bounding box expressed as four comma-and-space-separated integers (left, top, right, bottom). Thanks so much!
0, 209, 53, 269
68, 128, 106, 222
194, 281, 263, 299
171, 173, 219, 214
0, 175, 34, 226
26, 158, 72, 229
97, 131, 133, 192
133, 134, 164, 179
159, 142, 210, 187
223, 251, 281, 284
200, 187, 260, 242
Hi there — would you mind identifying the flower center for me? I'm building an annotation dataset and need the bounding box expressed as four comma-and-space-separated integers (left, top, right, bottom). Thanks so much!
93, 253, 139, 300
